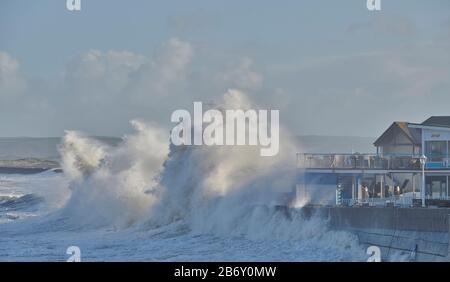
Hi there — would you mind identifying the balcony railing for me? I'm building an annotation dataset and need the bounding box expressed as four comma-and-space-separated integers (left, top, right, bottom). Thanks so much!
342, 196, 414, 208
341, 196, 450, 208
297, 153, 426, 170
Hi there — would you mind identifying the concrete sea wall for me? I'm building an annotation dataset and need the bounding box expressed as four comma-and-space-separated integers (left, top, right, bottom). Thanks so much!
300, 206, 450, 261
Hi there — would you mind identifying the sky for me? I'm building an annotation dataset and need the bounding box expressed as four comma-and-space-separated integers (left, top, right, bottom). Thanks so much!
1, 0, 450, 138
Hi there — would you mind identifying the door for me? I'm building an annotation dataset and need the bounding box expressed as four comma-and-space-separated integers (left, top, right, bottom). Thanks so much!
426, 176, 447, 199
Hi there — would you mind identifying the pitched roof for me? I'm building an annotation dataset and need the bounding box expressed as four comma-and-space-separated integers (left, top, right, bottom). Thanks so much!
374, 122, 421, 146
421, 116, 450, 128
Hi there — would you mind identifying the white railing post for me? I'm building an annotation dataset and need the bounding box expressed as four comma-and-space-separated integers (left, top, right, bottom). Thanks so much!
420, 155, 427, 208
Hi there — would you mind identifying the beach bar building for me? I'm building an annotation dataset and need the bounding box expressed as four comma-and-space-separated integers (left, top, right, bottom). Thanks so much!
297, 116, 450, 207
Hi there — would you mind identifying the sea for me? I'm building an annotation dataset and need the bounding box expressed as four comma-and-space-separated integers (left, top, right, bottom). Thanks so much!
0, 131, 378, 262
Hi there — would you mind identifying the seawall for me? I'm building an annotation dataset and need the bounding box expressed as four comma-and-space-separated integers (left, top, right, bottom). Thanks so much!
300, 206, 450, 261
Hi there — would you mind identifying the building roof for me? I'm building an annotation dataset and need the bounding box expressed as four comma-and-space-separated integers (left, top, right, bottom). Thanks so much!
374, 116, 450, 147
374, 122, 422, 146
421, 116, 450, 128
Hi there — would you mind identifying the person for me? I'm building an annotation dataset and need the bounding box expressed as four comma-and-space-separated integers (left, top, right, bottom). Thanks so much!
364, 186, 369, 199
395, 185, 401, 195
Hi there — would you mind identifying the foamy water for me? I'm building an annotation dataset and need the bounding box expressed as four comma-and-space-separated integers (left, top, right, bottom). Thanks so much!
0, 171, 366, 261
0, 91, 368, 261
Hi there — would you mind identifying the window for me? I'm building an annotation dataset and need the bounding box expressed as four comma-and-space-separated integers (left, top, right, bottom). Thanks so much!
426, 176, 447, 198
425, 141, 447, 162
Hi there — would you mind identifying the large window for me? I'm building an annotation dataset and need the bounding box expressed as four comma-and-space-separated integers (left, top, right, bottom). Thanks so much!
426, 176, 447, 198
425, 141, 447, 162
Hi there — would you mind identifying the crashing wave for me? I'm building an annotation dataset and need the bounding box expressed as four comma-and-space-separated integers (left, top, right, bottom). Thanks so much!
46, 90, 362, 260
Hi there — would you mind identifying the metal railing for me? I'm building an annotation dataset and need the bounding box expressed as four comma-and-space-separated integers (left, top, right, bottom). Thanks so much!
341, 196, 450, 208
297, 153, 450, 170
342, 196, 414, 208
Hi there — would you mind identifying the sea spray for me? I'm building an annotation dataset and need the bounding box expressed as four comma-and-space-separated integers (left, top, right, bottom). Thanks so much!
54, 89, 365, 259
147, 90, 297, 228
58, 121, 168, 228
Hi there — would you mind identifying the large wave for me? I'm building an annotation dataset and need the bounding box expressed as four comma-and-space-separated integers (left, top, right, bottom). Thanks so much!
58, 120, 168, 228
54, 89, 364, 259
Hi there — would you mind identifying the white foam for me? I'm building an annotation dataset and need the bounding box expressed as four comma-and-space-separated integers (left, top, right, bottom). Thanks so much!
0, 90, 366, 261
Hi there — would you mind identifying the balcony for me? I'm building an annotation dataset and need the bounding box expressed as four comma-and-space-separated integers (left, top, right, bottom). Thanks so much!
297, 153, 424, 170
341, 196, 450, 208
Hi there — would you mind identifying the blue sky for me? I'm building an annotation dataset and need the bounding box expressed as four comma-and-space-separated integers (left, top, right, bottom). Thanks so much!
1, 0, 450, 137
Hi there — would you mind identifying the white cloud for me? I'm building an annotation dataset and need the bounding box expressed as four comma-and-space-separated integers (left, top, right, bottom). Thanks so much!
61, 37, 193, 107
0, 51, 19, 74
0, 51, 25, 99
45, 38, 195, 135
266, 46, 450, 136
2, 33, 448, 138
149, 37, 193, 95
64, 49, 146, 96
346, 16, 417, 37
216, 57, 264, 91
